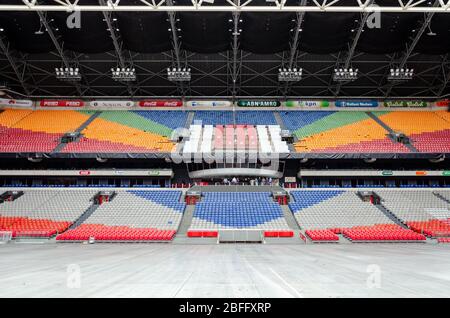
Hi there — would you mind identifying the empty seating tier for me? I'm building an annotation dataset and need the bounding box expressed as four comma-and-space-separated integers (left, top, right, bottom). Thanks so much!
378, 190, 450, 237
56, 190, 185, 242
189, 192, 290, 231
0, 109, 448, 155
56, 224, 176, 241
286, 111, 409, 153
374, 111, 450, 153
0, 190, 95, 237
193, 111, 234, 125
305, 229, 339, 242
406, 220, 450, 237
289, 190, 425, 242
62, 111, 175, 153
235, 111, 277, 125
289, 190, 396, 230
0, 109, 92, 153
342, 224, 425, 241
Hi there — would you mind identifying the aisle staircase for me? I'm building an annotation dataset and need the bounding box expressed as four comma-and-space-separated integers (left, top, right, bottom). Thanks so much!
67, 203, 100, 230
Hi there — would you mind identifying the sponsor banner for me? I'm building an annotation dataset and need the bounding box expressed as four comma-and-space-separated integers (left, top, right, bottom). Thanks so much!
435, 99, 449, 107
187, 101, 232, 107
0, 98, 33, 107
384, 100, 429, 108
285, 100, 329, 107
78, 170, 91, 176
443, 171, 450, 176
138, 100, 182, 107
40, 100, 84, 107
284, 101, 297, 107
404, 101, 428, 107
89, 100, 134, 107
237, 100, 281, 107
284, 176, 297, 183
415, 171, 427, 176
335, 100, 379, 108
382, 170, 393, 176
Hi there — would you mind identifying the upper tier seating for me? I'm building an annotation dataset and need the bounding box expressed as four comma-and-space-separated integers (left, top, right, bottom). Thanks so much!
133, 111, 188, 131
374, 111, 450, 153
283, 111, 409, 153
278, 111, 334, 133
0, 109, 32, 132
235, 111, 277, 125
289, 190, 425, 241
0, 109, 92, 153
62, 111, 175, 153
193, 110, 277, 126
0, 190, 94, 237
56, 190, 185, 241
193, 111, 233, 125
0, 109, 448, 154
189, 192, 290, 230
378, 190, 450, 236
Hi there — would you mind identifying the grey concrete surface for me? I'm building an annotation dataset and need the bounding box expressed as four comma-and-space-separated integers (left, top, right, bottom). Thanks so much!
0, 243, 449, 298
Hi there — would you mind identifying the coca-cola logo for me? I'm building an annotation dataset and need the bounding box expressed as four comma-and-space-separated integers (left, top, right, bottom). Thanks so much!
139, 100, 182, 107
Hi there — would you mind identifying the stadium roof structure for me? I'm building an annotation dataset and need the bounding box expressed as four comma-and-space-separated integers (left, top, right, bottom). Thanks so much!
0, 0, 449, 99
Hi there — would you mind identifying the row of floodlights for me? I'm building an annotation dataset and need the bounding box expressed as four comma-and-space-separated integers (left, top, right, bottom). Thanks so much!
53, 65, 415, 83
278, 68, 303, 82
333, 68, 359, 82
167, 67, 191, 82
388, 68, 414, 81
55, 67, 81, 81
111, 67, 136, 81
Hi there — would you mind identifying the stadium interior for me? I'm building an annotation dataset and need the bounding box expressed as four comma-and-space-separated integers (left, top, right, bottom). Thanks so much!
0, 0, 449, 298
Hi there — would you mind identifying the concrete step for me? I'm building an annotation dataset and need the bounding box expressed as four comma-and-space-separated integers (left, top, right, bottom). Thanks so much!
366, 111, 418, 153
173, 205, 196, 242
273, 112, 286, 130
433, 192, 450, 204
185, 112, 195, 128
374, 204, 408, 228
52, 112, 101, 153
280, 205, 300, 230
68, 204, 100, 230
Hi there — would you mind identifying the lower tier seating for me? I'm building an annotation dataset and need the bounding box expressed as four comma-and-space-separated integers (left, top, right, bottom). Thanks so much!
378, 190, 450, 237
0, 190, 94, 237
56, 224, 175, 241
305, 229, 339, 241
56, 190, 185, 242
342, 224, 425, 241
406, 220, 450, 237
0, 216, 70, 237
289, 190, 396, 230
189, 192, 290, 231
289, 190, 427, 242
